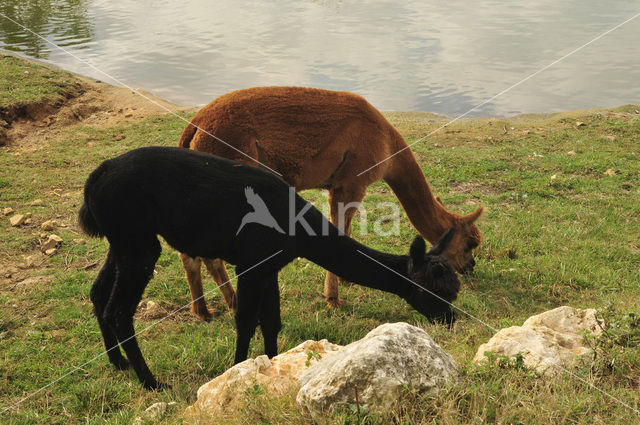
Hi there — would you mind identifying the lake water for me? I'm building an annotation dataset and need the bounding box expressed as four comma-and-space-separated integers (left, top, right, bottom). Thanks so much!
1, 0, 639, 116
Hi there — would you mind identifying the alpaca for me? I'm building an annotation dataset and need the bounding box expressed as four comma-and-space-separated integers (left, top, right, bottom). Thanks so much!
178, 86, 482, 313
79, 146, 461, 389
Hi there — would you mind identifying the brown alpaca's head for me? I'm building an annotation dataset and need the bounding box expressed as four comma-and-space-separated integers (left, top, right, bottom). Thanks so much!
406, 229, 461, 325
437, 202, 483, 275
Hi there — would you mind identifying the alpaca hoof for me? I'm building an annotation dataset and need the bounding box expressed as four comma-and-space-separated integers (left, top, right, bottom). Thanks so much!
326, 297, 344, 308
226, 294, 237, 312
112, 357, 130, 371
194, 308, 216, 322
143, 379, 170, 391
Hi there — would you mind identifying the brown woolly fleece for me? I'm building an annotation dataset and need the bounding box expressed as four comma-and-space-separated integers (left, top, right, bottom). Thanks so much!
178, 86, 482, 315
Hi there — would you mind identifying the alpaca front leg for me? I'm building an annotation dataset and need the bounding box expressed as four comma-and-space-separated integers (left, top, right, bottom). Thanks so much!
324, 186, 366, 307
179, 253, 214, 321
259, 273, 281, 358
233, 276, 262, 364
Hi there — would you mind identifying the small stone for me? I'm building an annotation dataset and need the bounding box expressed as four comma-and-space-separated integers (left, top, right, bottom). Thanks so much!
576, 121, 586, 127
114, 134, 126, 141
73, 238, 86, 245
604, 169, 618, 177
124, 113, 133, 118
3, 207, 14, 216
45, 248, 57, 255
567, 151, 576, 156
29, 199, 44, 206
604, 135, 616, 142
41, 234, 62, 252
550, 174, 557, 180
10, 214, 25, 227
25, 212, 32, 218
133, 401, 177, 425
24, 218, 32, 225
41, 220, 57, 231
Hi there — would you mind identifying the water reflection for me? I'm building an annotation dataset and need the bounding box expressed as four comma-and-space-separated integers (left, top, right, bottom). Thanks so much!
0, 0, 93, 59
0, 0, 638, 116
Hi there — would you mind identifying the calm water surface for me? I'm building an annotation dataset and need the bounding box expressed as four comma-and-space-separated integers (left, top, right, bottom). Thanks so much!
1, 0, 639, 116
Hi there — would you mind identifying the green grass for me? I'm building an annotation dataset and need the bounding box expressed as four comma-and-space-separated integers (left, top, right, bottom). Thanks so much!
0, 57, 639, 424
0, 53, 78, 110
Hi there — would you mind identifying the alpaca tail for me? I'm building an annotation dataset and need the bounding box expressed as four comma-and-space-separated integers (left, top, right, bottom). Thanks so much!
78, 203, 103, 238
78, 164, 107, 238
178, 121, 198, 149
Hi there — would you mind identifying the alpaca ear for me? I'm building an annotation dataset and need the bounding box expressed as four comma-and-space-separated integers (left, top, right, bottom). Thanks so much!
409, 235, 426, 264
427, 228, 455, 256
465, 207, 483, 223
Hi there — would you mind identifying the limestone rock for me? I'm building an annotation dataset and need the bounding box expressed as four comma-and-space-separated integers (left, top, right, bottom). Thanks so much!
41, 234, 63, 252
3, 207, 14, 216
185, 339, 341, 423
296, 323, 458, 416
41, 220, 57, 231
473, 306, 602, 375
10, 214, 25, 227
135, 300, 169, 320
133, 401, 176, 425
29, 199, 44, 206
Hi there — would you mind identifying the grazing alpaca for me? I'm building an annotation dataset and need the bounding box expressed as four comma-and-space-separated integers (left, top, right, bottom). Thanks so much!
79, 146, 461, 389
178, 86, 482, 313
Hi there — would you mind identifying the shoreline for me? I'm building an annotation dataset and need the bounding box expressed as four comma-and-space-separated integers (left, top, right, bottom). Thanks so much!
1, 50, 639, 150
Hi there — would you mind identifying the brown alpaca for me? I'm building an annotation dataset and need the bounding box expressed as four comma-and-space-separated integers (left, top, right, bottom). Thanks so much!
178, 86, 482, 319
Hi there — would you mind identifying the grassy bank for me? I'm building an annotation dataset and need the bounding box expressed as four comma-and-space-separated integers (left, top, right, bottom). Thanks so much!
1, 55, 639, 424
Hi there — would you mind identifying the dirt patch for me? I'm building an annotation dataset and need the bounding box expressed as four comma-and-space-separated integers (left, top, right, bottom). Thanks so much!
135, 300, 198, 322
449, 181, 501, 196
1, 76, 193, 151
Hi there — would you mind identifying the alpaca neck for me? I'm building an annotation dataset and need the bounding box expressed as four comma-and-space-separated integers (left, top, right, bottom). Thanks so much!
384, 147, 456, 244
296, 220, 410, 298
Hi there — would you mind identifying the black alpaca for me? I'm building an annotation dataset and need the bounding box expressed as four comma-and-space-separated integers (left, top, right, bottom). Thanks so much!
79, 147, 461, 389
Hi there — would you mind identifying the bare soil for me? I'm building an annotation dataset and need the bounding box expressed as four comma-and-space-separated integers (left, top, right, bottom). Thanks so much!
1, 76, 192, 151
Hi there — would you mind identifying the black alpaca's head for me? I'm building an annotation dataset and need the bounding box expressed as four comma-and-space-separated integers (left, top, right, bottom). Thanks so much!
406, 229, 461, 325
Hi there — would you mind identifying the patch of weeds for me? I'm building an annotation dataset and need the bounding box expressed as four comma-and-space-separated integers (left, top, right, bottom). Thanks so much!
305, 349, 321, 366
580, 304, 640, 387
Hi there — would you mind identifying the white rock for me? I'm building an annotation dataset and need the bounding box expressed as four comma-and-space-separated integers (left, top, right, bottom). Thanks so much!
184, 339, 341, 423
133, 401, 176, 425
473, 306, 602, 375
3, 207, 14, 216
296, 323, 458, 416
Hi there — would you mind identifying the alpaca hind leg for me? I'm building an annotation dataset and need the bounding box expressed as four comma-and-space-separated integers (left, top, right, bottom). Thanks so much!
179, 253, 214, 321
204, 258, 237, 312
105, 238, 164, 389
90, 250, 129, 370
258, 273, 281, 358
233, 275, 262, 364
324, 186, 366, 307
